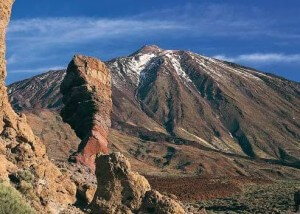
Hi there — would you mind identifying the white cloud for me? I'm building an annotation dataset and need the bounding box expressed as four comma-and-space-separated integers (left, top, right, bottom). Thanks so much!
213, 53, 300, 64
7, 17, 185, 46
6, 16, 188, 72
9, 66, 65, 74
212, 55, 235, 62
6, 4, 294, 54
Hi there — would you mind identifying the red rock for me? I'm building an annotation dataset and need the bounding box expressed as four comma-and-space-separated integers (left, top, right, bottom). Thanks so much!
61, 55, 112, 170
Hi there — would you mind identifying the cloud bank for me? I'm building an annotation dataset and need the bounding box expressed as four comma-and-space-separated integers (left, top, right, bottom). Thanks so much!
214, 53, 300, 64
8, 17, 185, 45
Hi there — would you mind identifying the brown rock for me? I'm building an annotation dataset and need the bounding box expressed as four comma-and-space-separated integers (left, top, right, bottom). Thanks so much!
90, 152, 151, 213
90, 152, 185, 214
198, 208, 208, 214
77, 183, 97, 205
0, 0, 76, 212
61, 55, 112, 170
139, 190, 185, 214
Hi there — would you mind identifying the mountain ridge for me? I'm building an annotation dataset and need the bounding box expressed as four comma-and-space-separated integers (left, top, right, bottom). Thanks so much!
8, 45, 300, 177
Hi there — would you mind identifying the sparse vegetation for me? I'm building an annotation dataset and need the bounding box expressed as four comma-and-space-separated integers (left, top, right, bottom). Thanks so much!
18, 181, 40, 203
195, 180, 300, 213
10, 170, 39, 203
0, 183, 35, 214
17, 170, 34, 184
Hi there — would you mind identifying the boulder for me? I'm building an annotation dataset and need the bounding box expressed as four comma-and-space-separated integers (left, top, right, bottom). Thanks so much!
139, 190, 185, 214
90, 152, 185, 214
90, 152, 151, 213
77, 183, 97, 205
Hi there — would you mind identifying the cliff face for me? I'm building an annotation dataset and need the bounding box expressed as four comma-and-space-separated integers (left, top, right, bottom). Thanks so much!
61, 55, 112, 170
0, 1, 76, 212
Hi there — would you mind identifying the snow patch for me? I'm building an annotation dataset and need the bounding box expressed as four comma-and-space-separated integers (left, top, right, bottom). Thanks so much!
194, 57, 224, 80
179, 128, 216, 149
165, 52, 192, 82
126, 53, 156, 85
219, 63, 262, 81
108, 53, 157, 87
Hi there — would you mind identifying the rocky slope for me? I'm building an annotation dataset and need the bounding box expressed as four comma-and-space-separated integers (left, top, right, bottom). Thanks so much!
108, 45, 300, 160
8, 69, 66, 111
0, 1, 77, 212
8, 46, 300, 178
61, 55, 112, 170
25, 110, 80, 161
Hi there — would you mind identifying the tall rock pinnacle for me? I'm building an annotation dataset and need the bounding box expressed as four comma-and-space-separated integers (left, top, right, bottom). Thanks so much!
61, 55, 112, 170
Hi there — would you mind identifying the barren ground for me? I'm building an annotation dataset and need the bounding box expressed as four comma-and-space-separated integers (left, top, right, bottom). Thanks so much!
146, 176, 300, 213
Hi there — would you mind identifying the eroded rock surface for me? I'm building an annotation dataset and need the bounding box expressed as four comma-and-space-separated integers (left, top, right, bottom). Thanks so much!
139, 190, 185, 214
61, 55, 112, 170
90, 152, 185, 214
0, 0, 76, 212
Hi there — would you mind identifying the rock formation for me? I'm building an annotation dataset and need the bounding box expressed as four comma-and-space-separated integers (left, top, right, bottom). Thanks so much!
90, 152, 185, 214
0, 0, 76, 212
139, 190, 185, 214
61, 55, 112, 170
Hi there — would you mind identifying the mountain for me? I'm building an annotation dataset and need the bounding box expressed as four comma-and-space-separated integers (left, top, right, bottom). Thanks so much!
8, 45, 300, 178
8, 69, 66, 111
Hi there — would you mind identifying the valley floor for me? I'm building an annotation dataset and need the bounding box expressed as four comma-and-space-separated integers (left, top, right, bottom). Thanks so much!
146, 176, 300, 213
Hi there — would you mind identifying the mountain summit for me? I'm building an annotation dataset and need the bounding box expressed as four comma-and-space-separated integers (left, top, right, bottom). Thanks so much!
8, 45, 300, 177
135, 45, 163, 54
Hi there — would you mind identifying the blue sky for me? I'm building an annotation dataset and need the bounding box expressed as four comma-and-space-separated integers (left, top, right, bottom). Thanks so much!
6, 0, 300, 84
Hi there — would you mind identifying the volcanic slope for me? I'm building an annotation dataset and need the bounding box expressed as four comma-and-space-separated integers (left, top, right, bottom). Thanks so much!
8, 45, 300, 177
